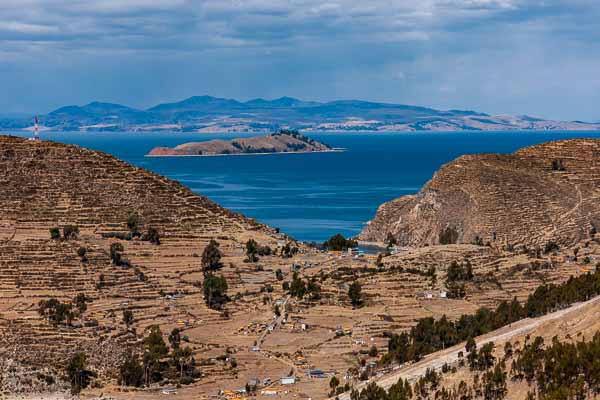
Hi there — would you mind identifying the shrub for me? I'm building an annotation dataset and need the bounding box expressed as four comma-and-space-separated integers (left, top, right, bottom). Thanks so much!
123, 309, 134, 327
281, 242, 298, 258
369, 345, 378, 357
201, 240, 222, 274
289, 272, 306, 298
49, 227, 61, 240
551, 159, 566, 171
66, 353, 95, 394
439, 226, 459, 245
110, 242, 125, 265
77, 247, 87, 259
142, 227, 160, 245
63, 225, 79, 240
245, 239, 259, 262
323, 234, 358, 251
127, 213, 140, 233
275, 269, 284, 281
38, 298, 74, 325
73, 293, 88, 314
446, 260, 474, 283
544, 241, 559, 254
348, 281, 363, 307
203, 274, 229, 310
119, 352, 144, 387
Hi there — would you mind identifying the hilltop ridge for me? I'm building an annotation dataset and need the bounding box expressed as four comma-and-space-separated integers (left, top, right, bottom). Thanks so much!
3, 95, 599, 132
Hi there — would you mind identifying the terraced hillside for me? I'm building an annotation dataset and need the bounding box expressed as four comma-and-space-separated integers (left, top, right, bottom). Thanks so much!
360, 139, 600, 248
1, 135, 597, 400
0, 135, 285, 393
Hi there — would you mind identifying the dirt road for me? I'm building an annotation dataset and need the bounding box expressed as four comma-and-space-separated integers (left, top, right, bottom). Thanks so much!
334, 295, 600, 399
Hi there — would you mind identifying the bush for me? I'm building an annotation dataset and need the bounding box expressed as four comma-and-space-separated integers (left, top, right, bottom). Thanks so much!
123, 309, 134, 327
38, 298, 74, 325
369, 345, 378, 357
551, 159, 566, 171
143, 227, 160, 245
110, 242, 124, 265
49, 227, 61, 240
201, 240, 222, 274
127, 213, 140, 233
439, 226, 459, 245
63, 225, 79, 240
544, 241, 559, 254
289, 272, 306, 298
348, 281, 363, 307
258, 245, 272, 256
323, 234, 358, 251
281, 242, 298, 258
203, 274, 229, 310
73, 293, 88, 314
119, 352, 144, 387
77, 247, 87, 259
66, 353, 95, 394
446, 260, 474, 283
245, 239, 259, 262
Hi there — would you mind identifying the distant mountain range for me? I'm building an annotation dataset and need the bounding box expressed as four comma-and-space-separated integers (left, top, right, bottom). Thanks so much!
2, 95, 599, 132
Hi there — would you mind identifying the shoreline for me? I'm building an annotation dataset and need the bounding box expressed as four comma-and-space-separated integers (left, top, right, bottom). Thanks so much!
145, 148, 345, 157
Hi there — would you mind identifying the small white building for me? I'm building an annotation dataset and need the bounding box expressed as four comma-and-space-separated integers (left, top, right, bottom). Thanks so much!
281, 376, 296, 385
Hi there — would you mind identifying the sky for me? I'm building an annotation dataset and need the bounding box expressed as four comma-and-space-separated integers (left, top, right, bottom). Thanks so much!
1, 0, 599, 121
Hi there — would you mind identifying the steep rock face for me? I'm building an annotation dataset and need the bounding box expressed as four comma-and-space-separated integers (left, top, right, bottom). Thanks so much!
359, 139, 600, 248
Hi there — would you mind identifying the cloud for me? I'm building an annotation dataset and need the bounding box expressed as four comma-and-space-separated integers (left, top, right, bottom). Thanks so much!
0, 0, 599, 120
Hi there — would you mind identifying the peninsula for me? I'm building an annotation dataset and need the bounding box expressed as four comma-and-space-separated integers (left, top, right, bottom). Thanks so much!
147, 130, 338, 156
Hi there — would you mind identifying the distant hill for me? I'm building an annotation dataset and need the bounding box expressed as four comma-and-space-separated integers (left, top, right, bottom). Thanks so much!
3, 95, 600, 132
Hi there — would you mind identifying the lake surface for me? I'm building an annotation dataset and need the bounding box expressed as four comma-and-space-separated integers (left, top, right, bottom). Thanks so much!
10, 130, 600, 242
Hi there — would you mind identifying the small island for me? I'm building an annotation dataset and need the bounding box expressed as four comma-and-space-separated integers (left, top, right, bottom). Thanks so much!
147, 130, 341, 157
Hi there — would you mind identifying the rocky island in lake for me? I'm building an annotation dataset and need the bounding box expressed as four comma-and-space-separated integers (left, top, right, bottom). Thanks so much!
147, 130, 339, 156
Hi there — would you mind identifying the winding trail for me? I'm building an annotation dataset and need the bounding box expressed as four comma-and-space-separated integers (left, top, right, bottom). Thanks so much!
334, 294, 600, 400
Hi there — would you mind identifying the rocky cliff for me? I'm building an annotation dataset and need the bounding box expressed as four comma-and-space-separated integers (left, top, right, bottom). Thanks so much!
359, 139, 600, 248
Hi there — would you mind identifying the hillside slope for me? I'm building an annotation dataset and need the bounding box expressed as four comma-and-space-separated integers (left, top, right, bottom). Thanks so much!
360, 139, 600, 248
335, 294, 600, 400
0, 135, 285, 392
1, 135, 598, 399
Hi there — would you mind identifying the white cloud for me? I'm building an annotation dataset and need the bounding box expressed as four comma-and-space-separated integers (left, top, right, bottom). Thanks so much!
0, 0, 599, 120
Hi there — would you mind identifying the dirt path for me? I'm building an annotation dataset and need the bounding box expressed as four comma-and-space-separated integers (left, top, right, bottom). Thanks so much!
334, 295, 600, 399
257, 295, 290, 348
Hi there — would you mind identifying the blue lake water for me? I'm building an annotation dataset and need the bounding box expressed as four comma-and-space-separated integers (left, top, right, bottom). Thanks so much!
9, 130, 600, 242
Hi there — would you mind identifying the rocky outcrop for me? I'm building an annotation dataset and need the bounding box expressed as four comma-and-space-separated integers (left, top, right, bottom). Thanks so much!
359, 139, 600, 248
147, 131, 333, 156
